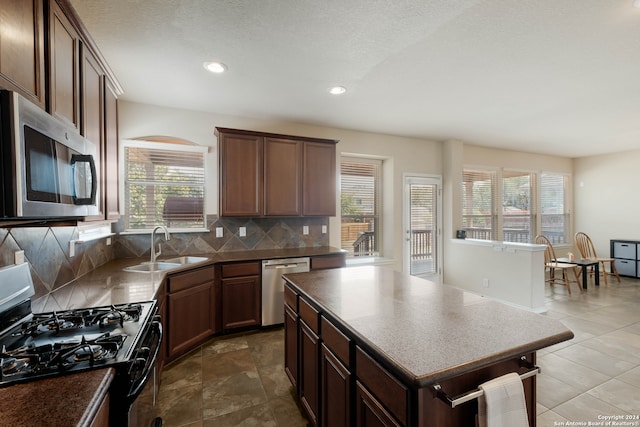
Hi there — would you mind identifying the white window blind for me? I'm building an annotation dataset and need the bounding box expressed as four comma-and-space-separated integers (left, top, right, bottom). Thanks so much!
540, 173, 569, 244
123, 140, 207, 231
463, 167, 571, 243
340, 158, 381, 256
502, 170, 535, 243
462, 169, 497, 241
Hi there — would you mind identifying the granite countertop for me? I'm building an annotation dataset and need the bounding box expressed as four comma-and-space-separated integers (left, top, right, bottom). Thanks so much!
0, 369, 114, 427
283, 265, 574, 387
33, 246, 345, 313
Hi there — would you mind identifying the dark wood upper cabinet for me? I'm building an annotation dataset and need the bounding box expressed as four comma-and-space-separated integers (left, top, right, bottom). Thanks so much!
104, 80, 120, 220
264, 137, 302, 216
80, 44, 104, 220
218, 131, 264, 217
303, 141, 336, 216
216, 127, 338, 217
0, 0, 46, 107
48, 0, 80, 129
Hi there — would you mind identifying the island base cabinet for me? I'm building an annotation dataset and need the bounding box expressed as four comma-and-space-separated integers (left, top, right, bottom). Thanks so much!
418, 353, 537, 427
321, 344, 351, 427
355, 381, 401, 427
299, 320, 320, 425
284, 304, 298, 388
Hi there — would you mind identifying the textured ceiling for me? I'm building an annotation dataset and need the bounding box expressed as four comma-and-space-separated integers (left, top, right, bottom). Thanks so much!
70, 0, 640, 158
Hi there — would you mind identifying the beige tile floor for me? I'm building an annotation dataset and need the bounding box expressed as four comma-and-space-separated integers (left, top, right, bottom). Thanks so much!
157, 275, 640, 426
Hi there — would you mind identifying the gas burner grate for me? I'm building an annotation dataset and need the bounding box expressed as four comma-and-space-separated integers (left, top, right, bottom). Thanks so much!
0, 333, 128, 380
17, 304, 142, 336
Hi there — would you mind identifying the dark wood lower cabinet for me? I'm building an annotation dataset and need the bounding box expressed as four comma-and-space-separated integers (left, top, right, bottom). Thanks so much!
355, 381, 401, 427
321, 344, 350, 427
284, 304, 298, 388
166, 266, 217, 362
219, 262, 261, 331
221, 275, 260, 330
299, 320, 320, 425
284, 287, 538, 427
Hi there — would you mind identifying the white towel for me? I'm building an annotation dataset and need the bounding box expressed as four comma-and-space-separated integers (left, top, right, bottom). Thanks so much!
477, 372, 529, 427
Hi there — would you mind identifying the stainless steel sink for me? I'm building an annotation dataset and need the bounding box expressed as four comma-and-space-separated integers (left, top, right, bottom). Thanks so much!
123, 262, 181, 273
162, 256, 209, 265
123, 256, 208, 273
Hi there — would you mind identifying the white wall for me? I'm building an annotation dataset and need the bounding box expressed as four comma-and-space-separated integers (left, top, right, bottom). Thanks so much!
118, 101, 443, 272
574, 149, 640, 257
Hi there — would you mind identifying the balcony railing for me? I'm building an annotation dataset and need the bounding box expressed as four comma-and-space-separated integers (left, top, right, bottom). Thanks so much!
352, 230, 433, 259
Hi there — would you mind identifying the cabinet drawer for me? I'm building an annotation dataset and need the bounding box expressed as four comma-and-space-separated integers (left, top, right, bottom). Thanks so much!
321, 316, 350, 368
221, 262, 260, 278
311, 254, 346, 270
616, 259, 636, 277
299, 297, 319, 333
613, 242, 636, 259
168, 266, 214, 293
356, 346, 407, 425
284, 284, 298, 311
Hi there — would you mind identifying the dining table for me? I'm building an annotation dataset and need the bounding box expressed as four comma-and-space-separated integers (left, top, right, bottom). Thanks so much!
555, 257, 599, 289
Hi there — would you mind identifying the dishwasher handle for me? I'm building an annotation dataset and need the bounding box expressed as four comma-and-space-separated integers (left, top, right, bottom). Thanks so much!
266, 263, 304, 270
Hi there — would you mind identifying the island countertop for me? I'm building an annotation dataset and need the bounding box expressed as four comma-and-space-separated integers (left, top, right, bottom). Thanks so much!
283, 265, 574, 387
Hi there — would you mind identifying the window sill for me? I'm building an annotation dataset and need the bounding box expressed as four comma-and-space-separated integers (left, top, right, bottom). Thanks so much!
346, 256, 395, 267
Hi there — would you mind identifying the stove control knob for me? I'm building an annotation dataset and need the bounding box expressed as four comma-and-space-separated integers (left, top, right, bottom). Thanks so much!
138, 347, 151, 358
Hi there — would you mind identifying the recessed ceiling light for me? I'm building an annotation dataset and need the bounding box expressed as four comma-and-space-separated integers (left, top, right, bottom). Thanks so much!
203, 61, 227, 74
329, 86, 347, 95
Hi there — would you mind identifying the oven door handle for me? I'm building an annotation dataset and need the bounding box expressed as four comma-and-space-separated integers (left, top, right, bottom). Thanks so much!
127, 319, 162, 403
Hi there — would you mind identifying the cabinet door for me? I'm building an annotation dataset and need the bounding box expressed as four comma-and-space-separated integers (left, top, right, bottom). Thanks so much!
0, 0, 45, 106
221, 275, 261, 330
80, 44, 104, 220
104, 80, 120, 220
264, 137, 302, 216
300, 320, 320, 425
88, 393, 110, 427
303, 142, 336, 216
218, 132, 263, 216
355, 381, 401, 427
167, 281, 216, 361
49, 0, 80, 128
321, 344, 351, 427
284, 304, 299, 388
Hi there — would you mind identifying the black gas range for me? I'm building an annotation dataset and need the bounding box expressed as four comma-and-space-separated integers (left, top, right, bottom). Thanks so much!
0, 263, 163, 426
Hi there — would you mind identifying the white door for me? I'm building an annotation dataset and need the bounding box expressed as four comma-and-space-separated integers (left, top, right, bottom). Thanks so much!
403, 175, 442, 282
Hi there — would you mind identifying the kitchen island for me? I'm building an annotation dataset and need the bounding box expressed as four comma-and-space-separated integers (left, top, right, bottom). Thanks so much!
283, 266, 573, 427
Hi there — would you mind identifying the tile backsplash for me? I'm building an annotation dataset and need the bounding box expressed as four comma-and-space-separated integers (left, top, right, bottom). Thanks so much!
0, 216, 329, 302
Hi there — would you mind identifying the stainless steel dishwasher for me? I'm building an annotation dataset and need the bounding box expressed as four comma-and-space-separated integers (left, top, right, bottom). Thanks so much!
262, 257, 310, 326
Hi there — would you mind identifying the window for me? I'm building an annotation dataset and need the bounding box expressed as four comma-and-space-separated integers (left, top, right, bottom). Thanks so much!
122, 140, 207, 231
462, 169, 497, 241
462, 168, 570, 244
502, 170, 535, 243
340, 158, 381, 256
540, 173, 570, 244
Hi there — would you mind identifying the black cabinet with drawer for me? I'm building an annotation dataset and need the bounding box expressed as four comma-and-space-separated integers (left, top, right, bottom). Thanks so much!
610, 240, 640, 278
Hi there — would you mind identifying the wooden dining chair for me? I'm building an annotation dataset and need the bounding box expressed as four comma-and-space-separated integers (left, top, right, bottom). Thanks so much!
574, 232, 620, 285
535, 235, 580, 295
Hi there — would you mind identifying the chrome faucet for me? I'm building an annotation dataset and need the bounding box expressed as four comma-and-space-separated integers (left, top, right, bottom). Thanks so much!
150, 225, 171, 263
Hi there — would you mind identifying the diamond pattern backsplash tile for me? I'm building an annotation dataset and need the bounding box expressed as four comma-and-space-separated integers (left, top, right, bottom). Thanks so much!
0, 216, 329, 306
2, 225, 114, 301
114, 216, 330, 258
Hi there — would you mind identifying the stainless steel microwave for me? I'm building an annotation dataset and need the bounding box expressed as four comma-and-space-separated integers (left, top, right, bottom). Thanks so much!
0, 90, 99, 219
